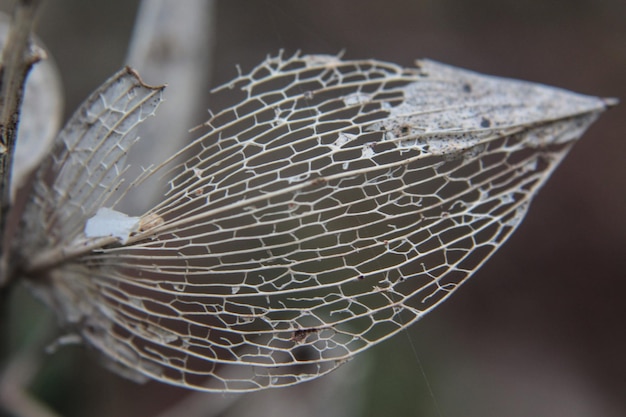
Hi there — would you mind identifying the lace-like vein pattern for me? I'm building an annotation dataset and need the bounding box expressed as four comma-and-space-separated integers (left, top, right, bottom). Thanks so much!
21, 67, 164, 256
23, 53, 608, 392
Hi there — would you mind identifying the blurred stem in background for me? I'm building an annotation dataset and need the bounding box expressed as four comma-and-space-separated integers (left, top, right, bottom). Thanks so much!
122, 0, 215, 213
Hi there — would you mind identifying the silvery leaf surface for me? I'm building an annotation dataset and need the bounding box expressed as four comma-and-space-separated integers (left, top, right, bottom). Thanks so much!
21, 53, 610, 392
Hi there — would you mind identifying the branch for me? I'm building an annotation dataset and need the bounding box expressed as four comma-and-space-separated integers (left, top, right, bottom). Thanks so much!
0, 351, 63, 417
0, 0, 44, 288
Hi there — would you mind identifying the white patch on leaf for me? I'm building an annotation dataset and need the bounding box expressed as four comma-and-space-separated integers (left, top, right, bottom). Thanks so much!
84, 207, 140, 244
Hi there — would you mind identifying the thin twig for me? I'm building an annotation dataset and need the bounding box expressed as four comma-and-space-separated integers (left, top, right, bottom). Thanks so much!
0, 0, 44, 289
0, 4, 45, 416
0, 351, 63, 417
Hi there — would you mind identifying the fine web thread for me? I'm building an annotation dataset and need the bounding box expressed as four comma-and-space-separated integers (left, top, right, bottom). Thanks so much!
403, 326, 445, 417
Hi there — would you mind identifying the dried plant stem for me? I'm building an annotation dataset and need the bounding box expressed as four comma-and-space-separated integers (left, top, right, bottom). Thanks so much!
0, 0, 43, 289
0, 6, 45, 413
0, 350, 62, 417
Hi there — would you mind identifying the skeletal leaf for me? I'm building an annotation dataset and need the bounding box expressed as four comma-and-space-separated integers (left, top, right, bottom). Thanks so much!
20, 53, 611, 392
20, 66, 164, 259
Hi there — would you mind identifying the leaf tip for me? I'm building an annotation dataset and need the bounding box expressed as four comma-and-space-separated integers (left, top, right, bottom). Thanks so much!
123, 65, 167, 91
601, 97, 619, 108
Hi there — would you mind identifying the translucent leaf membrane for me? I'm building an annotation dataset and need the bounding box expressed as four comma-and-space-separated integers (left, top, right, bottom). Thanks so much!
23, 53, 609, 392
9, 41, 63, 199
21, 67, 164, 256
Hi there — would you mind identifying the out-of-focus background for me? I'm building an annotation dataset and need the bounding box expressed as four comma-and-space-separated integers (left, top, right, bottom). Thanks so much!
1, 1, 624, 416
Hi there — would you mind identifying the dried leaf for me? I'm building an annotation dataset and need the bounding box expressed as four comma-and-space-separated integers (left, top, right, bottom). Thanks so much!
20, 53, 611, 392
20, 66, 164, 256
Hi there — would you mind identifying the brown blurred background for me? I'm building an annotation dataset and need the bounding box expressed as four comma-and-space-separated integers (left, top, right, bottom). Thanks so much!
2, 0, 625, 416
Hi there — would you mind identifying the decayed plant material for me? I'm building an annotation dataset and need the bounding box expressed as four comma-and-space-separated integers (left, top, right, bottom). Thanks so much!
8, 52, 613, 392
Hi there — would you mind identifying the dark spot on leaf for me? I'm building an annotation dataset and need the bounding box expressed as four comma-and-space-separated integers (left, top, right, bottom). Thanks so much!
311, 177, 327, 186
291, 328, 320, 344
